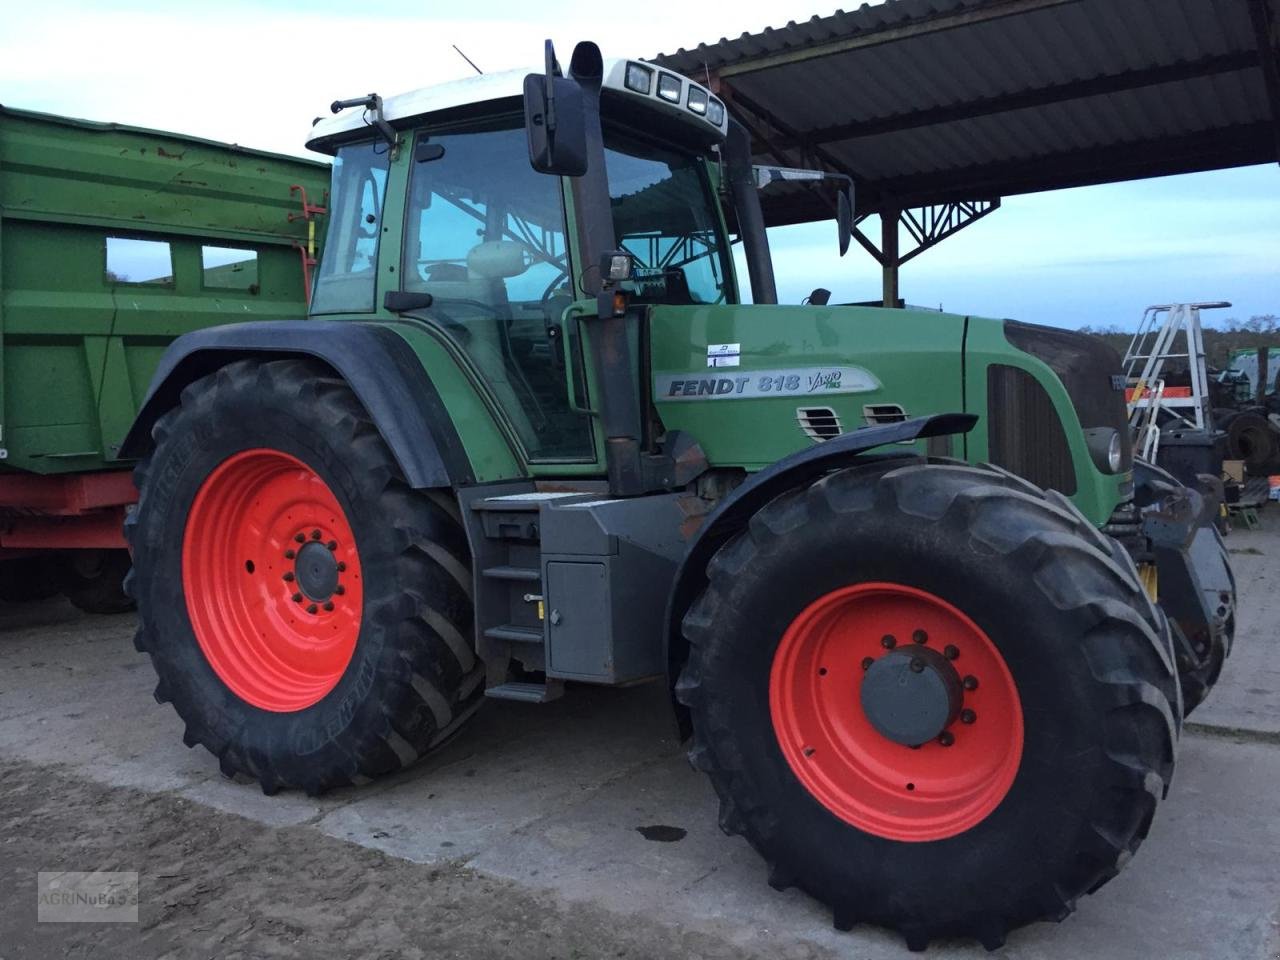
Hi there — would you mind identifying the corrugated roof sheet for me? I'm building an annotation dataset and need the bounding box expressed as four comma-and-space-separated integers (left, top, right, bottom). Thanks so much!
654, 0, 1279, 221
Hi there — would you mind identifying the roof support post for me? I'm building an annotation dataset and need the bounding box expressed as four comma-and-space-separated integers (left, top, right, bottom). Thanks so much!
1248, 0, 1280, 161
881, 207, 900, 308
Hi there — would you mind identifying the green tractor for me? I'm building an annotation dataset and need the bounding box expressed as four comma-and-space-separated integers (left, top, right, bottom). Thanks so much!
121, 43, 1234, 949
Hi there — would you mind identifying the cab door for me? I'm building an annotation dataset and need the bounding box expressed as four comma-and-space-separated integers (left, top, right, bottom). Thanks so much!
398, 120, 599, 469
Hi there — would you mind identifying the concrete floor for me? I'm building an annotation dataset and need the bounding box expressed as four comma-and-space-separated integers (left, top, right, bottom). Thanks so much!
1, 510, 1277, 958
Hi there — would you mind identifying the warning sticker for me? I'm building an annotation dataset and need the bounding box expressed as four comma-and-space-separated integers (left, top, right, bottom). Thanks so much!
707, 343, 741, 368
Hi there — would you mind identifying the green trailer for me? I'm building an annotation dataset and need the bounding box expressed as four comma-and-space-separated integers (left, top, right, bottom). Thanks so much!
0, 106, 328, 610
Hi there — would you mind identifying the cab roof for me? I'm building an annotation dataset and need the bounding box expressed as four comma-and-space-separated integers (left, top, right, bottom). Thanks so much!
306, 68, 529, 152
305, 57, 728, 154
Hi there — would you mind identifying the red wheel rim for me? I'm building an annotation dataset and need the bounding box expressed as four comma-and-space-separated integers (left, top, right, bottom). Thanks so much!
182, 449, 363, 713
770, 582, 1022, 842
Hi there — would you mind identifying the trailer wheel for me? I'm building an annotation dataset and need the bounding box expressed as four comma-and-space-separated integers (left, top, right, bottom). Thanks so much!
127, 358, 483, 795
678, 458, 1179, 950
59, 549, 136, 614
0, 557, 62, 604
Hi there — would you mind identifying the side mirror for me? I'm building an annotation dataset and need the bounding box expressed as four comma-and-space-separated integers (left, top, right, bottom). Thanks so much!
837, 184, 854, 257
524, 40, 588, 176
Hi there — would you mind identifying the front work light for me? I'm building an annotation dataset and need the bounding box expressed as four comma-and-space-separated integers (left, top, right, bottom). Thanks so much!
657, 73, 682, 102
600, 251, 633, 283
625, 62, 653, 95
687, 86, 709, 115
707, 98, 725, 125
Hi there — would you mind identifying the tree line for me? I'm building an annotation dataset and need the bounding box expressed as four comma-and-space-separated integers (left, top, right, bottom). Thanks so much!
1078, 314, 1279, 371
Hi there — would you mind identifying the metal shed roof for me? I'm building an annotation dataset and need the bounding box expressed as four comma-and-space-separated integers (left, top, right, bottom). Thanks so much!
654, 0, 1280, 223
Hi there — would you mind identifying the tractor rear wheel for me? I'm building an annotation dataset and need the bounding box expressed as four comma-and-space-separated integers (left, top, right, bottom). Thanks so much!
126, 358, 484, 794
678, 458, 1180, 950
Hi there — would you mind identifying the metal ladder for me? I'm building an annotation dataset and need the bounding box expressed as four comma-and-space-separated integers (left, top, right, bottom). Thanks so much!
1123, 301, 1230, 437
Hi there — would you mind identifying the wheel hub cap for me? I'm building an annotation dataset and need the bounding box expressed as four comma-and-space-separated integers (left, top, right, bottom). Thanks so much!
295, 540, 340, 602
860, 646, 962, 747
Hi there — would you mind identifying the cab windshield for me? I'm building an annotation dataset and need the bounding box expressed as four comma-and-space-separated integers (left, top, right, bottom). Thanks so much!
602, 130, 733, 305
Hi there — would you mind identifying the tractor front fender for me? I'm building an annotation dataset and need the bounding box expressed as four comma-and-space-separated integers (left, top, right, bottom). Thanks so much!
663, 412, 977, 738
117, 321, 473, 488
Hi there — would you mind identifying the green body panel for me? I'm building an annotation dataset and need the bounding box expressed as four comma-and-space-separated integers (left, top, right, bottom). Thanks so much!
650, 303, 963, 469
381, 321, 524, 482
649, 304, 1123, 526
0, 106, 330, 475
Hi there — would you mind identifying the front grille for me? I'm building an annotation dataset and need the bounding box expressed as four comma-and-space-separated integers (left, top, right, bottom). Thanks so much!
987, 364, 1077, 495
1004, 320, 1133, 471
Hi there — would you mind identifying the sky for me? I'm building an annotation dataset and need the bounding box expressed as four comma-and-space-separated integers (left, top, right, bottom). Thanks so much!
1, 0, 1276, 329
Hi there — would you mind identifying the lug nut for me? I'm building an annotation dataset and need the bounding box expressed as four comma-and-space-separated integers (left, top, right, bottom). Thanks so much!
910, 658, 926, 673
861, 656, 874, 671
938, 731, 955, 747
292, 592, 303, 603
307, 603, 318, 614
335, 585, 345, 595
294, 533, 306, 543
311, 529, 322, 540
337, 562, 346, 572
944, 644, 959, 660
284, 549, 296, 560
326, 540, 338, 551
913, 629, 928, 645
961, 709, 976, 724
282, 572, 295, 582
963, 675, 979, 691
881, 634, 897, 649
323, 601, 334, 612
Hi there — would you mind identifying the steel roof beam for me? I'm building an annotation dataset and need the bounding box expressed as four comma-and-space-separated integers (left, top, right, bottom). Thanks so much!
714, 0, 1080, 78
778, 50, 1261, 147
869, 121, 1274, 207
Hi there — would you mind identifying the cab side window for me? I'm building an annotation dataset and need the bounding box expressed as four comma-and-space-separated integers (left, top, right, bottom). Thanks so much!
311, 142, 390, 313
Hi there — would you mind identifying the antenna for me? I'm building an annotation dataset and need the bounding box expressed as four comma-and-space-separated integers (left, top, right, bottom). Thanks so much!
452, 45, 484, 75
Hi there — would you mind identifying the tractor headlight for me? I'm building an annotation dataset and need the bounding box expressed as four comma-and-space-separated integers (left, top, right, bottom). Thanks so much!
1085, 428, 1124, 473
707, 98, 725, 126
687, 86, 709, 116
657, 72, 682, 103
624, 62, 653, 95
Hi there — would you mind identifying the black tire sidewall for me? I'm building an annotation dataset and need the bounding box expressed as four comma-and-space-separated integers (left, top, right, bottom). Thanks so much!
698, 494, 1125, 923
133, 382, 411, 777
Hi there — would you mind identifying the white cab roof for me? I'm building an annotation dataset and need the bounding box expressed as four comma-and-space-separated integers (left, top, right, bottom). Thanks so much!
305, 56, 728, 152
307, 68, 529, 148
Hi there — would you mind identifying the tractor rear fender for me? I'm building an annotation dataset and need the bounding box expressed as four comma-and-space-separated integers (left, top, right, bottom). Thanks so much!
663, 412, 977, 737
117, 321, 474, 488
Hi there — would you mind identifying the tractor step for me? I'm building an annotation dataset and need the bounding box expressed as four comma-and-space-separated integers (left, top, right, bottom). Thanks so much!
483, 624, 544, 644
485, 680, 564, 703
482, 565, 541, 582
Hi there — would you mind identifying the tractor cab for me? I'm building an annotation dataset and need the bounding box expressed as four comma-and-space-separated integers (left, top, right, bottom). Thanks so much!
304, 45, 782, 485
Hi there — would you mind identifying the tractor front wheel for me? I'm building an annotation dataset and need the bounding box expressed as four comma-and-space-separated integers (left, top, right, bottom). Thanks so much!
678, 458, 1180, 950
127, 358, 483, 794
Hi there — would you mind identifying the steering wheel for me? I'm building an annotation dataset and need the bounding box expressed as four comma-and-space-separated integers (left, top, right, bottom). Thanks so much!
539, 266, 572, 307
